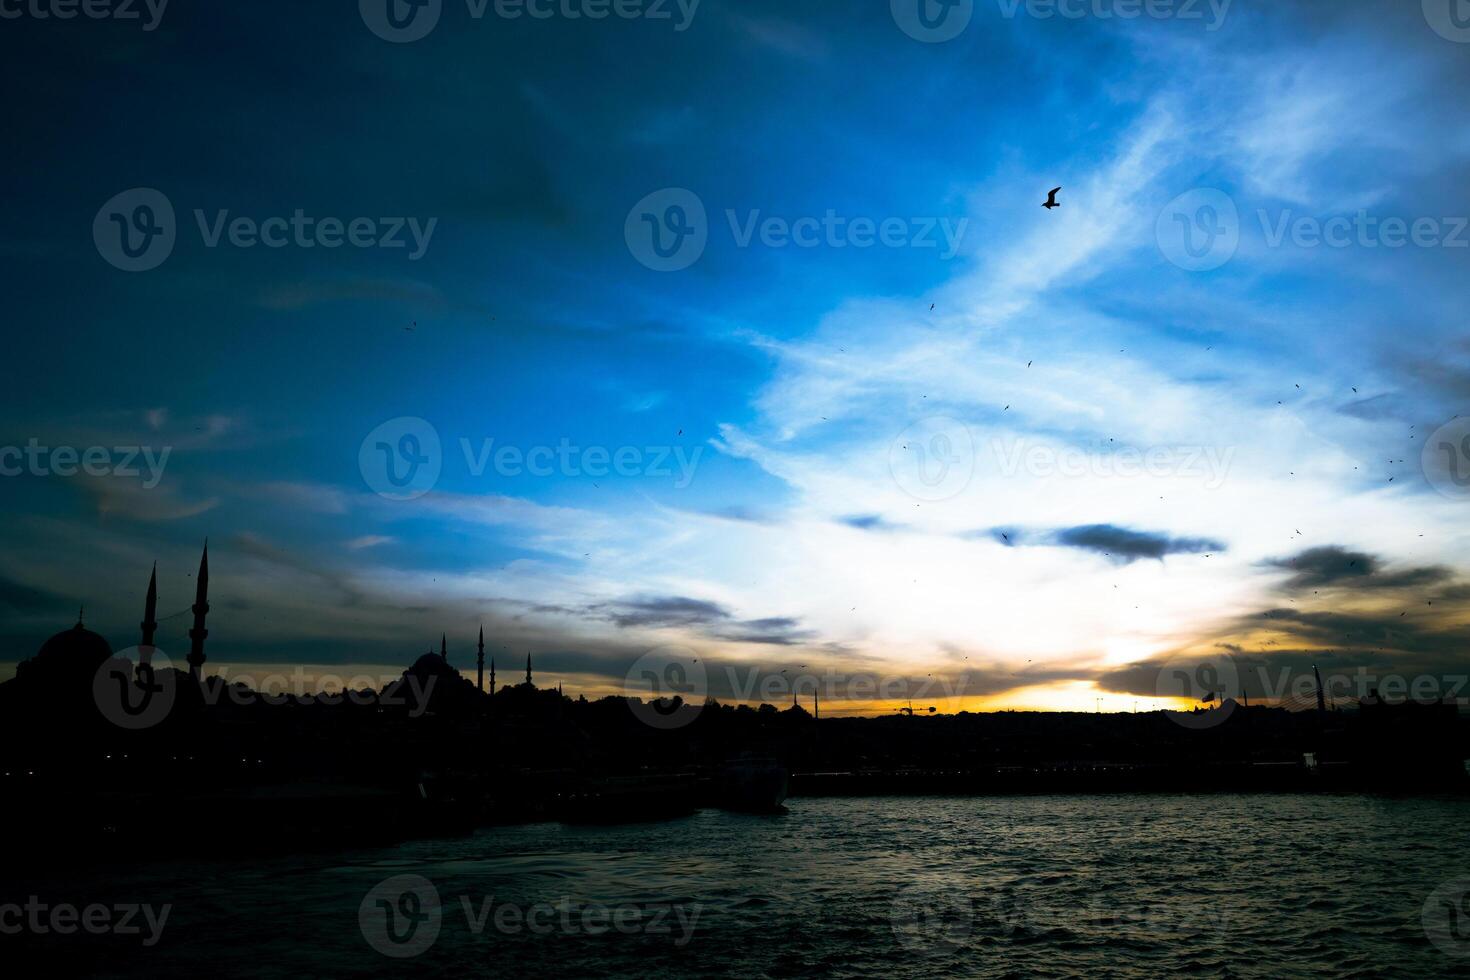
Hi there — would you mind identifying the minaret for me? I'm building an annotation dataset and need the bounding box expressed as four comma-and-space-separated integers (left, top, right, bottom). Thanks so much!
140, 562, 158, 649
441, 633, 448, 661
814, 688, 819, 720
186, 541, 209, 683
476, 626, 485, 692
525, 653, 532, 687
489, 658, 496, 696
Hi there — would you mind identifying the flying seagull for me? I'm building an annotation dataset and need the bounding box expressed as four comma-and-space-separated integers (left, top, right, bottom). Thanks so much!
1042, 187, 1061, 209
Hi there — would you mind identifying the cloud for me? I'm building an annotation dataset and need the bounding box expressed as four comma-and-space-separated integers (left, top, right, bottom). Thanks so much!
1264, 546, 1452, 592
0, 575, 66, 616
589, 595, 814, 646
838, 514, 903, 533
1051, 525, 1226, 563
254, 481, 352, 515
597, 595, 729, 629
83, 477, 220, 523
972, 525, 1224, 563
1335, 393, 1406, 422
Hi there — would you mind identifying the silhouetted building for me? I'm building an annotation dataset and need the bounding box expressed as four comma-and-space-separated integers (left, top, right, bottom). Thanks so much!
140, 562, 158, 651
14, 608, 114, 688
186, 542, 210, 683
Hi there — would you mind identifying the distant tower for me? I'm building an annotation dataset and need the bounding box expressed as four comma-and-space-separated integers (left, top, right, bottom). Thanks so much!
814, 688, 819, 720
476, 626, 485, 692
525, 653, 532, 687
186, 541, 209, 683
489, 658, 496, 695
558, 681, 563, 698
440, 633, 448, 661
140, 562, 158, 649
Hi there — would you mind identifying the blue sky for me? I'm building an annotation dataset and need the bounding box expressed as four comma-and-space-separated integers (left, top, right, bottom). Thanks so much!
3, 0, 1469, 710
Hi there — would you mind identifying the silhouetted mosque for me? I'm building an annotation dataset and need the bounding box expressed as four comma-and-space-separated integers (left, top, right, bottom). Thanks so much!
14, 606, 114, 688
9, 534, 574, 728
15, 544, 212, 691
2, 545, 1461, 829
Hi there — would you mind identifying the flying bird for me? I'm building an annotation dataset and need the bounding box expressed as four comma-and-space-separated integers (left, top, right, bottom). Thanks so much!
1042, 187, 1061, 209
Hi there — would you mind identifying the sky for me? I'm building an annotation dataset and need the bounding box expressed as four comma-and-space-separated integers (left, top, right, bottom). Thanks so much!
2, 0, 1469, 714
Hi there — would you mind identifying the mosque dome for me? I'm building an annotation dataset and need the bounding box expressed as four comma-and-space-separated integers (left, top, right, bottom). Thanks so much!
409, 652, 459, 677
15, 613, 115, 685
37, 621, 115, 664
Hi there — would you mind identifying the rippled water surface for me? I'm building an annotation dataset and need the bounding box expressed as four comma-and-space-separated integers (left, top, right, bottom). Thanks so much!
17, 794, 1470, 977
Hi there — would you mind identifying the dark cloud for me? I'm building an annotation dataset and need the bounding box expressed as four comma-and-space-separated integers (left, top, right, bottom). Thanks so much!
1335, 392, 1408, 421
964, 527, 1021, 546
597, 596, 729, 629
1264, 546, 1451, 591
838, 514, 903, 532
711, 616, 815, 646
590, 596, 812, 646
1052, 525, 1224, 562
0, 575, 66, 616
963, 525, 1223, 561
704, 505, 778, 525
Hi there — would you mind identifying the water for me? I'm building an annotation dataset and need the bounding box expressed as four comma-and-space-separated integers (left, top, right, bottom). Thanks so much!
12, 795, 1470, 977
